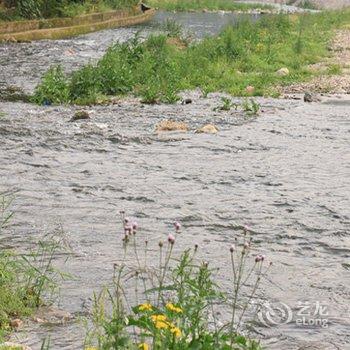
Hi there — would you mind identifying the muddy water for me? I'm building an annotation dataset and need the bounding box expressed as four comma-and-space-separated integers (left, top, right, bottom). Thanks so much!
0, 10, 350, 350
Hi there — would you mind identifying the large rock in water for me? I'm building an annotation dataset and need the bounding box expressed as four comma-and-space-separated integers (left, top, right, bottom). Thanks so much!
195, 124, 218, 134
70, 110, 90, 122
156, 120, 188, 132
304, 91, 321, 102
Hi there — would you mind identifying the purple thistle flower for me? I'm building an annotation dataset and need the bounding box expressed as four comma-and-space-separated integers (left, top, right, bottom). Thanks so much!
255, 255, 263, 263
168, 234, 175, 244
124, 224, 132, 235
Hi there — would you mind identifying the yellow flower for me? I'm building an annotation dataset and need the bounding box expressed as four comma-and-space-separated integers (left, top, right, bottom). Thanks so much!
151, 314, 167, 322
155, 320, 170, 329
138, 303, 153, 312
85, 347, 98, 350
170, 326, 182, 337
166, 303, 183, 313
151, 314, 170, 329
138, 343, 149, 350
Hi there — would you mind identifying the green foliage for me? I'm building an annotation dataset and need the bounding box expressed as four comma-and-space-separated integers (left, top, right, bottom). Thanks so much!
297, 0, 318, 10
214, 97, 239, 111
0, 194, 69, 341
146, 0, 273, 12
327, 64, 341, 75
161, 19, 183, 38
85, 215, 268, 349
242, 98, 260, 116
1, 0, 139, 20
32, 66, 70, 105
33, 9, 350, 105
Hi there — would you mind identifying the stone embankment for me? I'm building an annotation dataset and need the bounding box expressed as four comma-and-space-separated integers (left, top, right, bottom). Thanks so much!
0, 6, 155, 42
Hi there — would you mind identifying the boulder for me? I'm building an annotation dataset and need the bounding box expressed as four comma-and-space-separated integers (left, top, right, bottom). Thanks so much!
276, 67, 290, 77
195, 124, 218, 134
70, 110, 90, 122
156, 120, 188, 132
304, 91, 321, 103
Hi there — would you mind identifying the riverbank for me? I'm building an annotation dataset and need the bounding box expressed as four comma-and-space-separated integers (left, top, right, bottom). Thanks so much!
280, 28, 350, 94
29, 9, 350, 105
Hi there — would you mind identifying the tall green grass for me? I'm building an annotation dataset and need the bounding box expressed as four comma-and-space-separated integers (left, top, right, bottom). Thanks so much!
146, 0, 273, 12
33, 10, 350, 105
0, 0, 139, 21
0, 194, 68, 341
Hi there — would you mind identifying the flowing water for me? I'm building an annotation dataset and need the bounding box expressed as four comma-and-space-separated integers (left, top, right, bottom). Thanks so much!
0, 10, 350, 350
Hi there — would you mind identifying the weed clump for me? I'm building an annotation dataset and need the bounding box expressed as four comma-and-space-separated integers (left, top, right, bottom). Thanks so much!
0, 193, 68, 341
84, 215, 270, 349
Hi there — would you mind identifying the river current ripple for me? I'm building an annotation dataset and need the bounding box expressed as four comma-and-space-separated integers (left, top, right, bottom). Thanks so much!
0, 11, 350, 350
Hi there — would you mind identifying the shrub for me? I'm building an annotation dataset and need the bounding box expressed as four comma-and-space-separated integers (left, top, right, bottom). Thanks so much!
32, 66, 70, 105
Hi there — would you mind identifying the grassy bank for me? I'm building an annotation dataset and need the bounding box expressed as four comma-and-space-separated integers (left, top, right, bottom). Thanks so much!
33, 10, 350, 105
145, 0, 273, 12
0, 194, 66, 342
0, 0, 139, 21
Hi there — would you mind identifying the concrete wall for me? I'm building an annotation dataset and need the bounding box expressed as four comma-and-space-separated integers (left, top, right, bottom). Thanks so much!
0, 9, 155, 41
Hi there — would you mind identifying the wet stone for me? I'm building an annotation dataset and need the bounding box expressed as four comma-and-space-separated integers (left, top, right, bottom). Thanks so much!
0, 85, 29, 102
195, 124, 218, 134
304, 91, 321, 102
70, 110, 90, 122
155, 119, 189, 132
181, 98, 193, 105
32, 306, 73, 325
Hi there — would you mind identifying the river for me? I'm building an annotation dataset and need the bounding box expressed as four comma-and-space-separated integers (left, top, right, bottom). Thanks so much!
0, 10, 349, 350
